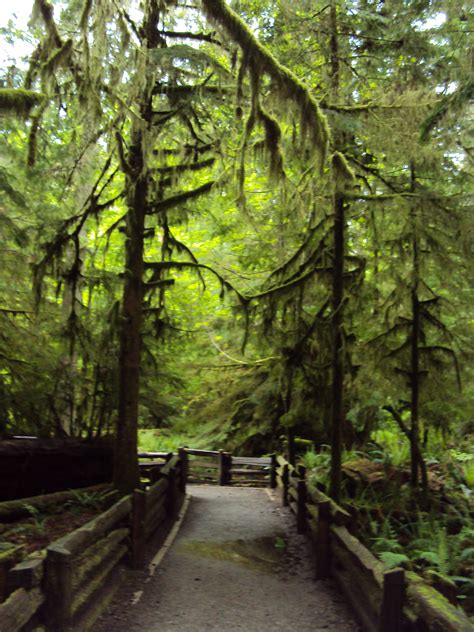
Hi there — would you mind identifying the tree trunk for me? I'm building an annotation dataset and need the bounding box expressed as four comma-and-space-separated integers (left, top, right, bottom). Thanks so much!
329, 0, 345, 503
330, 192, 345, 502
113, 0, 161, 495
113, 131, 147, 495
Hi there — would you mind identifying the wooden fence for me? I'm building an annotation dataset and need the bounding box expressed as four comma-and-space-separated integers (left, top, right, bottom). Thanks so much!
139, 447, 276, 487
0, 453, 186, 632
275, 455, 473, 632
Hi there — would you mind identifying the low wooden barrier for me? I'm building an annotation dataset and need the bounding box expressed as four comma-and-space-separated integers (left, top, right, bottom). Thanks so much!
276, 454, 473, 632
183, 448, 276, 487
0, 452, 187, 632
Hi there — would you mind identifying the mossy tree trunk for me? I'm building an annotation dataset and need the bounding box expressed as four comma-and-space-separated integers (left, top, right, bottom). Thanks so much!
329, 0, 345, 503
113, 0, 159, 495
114, 132, 147, 495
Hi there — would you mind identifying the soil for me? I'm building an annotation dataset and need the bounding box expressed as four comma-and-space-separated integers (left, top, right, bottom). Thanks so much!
93, 486, 361, 632
0, 505, 102, 556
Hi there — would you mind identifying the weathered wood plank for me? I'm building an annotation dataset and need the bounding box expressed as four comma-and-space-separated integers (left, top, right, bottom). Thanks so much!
71, 543, 127, 616
0, 587, 44, 632
332, 566, 378, 632
307, 483, 352, 526
160, 454, 180, 475
231, 457, 271, 465
138, 451, 172, 460
72, 566, 122, 632
52, 495, 132, 555
45, 544, 73, 630
406, 571, 473, 632
73, 528, 129, 591
288, 486, 298, 502
184, 448, 220, 457
145, 506, 167, 540
147, 477, 168, 506
330, 525, 384, 588
230, 468, 268, 476
6, 558, 44, 593
380, 568, 405, 632
188, 460, 219, 469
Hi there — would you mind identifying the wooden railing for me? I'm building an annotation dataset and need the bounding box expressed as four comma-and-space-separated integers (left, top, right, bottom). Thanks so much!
0, 452, 186, 632
139, 447, 277, 488
275, 455, 473, 632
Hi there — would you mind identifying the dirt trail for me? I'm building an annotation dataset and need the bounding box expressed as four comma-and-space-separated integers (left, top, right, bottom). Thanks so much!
93, 486, 360, 632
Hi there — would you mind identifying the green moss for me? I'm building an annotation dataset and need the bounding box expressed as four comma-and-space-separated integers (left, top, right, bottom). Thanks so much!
180, 536, 286, 573
407, 571, 472, 630
0, 88, 46, 118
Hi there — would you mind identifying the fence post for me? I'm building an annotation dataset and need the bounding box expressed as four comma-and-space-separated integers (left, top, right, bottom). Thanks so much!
296, 466, 307, 534
178, 447, 188, 493
45, 544, 73, 631
315, 500, 331, 579
380, 568, 405, 632
219, 450, 231, 486
131, 489, 147, 569
281, 463, 289, 506
166, 466, 177, 518
269, 454, 277, 489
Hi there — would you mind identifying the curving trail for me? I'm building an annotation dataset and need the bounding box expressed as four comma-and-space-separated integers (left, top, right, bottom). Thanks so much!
93, 486, 360, 632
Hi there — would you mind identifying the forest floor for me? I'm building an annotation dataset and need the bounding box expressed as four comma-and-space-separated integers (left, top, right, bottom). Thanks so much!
93, 486, 360, 632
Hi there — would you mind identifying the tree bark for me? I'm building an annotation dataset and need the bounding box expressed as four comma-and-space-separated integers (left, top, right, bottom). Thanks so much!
329, 0, 345, 503
114, 136, 146, 494
330, 192, 345, 502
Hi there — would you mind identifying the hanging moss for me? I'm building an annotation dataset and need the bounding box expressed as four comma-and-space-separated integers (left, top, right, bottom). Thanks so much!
201, 0, 331, 169
42, 38, 73, 75
0, 88, 46, 118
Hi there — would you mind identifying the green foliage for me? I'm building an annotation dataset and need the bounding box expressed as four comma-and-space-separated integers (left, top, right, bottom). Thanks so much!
64, 489, 109, 512
138, 429, 196, 453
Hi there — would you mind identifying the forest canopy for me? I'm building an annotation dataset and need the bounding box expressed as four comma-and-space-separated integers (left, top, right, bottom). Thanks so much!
0, 0, 472, 498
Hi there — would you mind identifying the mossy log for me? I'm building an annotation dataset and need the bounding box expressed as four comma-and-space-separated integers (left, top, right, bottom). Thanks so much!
405, 571, 473, 632
0, 546, 24, 601
71, 543, 127, 617
288, 486, 298, 502
6, 558, 44, 593
0, 89, 45, 118
0, 587, 44, 632
52, 495, 131, 555
72, 528, 129, 591
231, 457, 271, 465
145, 505, 167, 540
331, 565, 378, 632
160, 454, 180, 475
330, 525, 384, 588
147, 478, 168, 506
330, 539, 382, 618
0, 484, 111, 522
189, 460, 219, 469
72, 566, 123, 632
306, 483, 352, 526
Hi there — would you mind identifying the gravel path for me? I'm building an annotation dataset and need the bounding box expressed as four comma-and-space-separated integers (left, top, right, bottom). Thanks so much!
93, 486, 360, 632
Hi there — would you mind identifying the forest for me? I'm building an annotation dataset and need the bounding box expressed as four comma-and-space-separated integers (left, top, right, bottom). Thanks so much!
0, 0, 473, 619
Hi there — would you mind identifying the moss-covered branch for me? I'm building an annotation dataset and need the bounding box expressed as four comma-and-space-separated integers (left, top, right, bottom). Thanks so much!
147, 180, 215, 213
201, 0, 331, 167
0, 89, 45, 118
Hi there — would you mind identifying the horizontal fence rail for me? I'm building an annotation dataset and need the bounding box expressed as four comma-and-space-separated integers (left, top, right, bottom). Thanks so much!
275, 454, 473, 632
0, 452, 187, 632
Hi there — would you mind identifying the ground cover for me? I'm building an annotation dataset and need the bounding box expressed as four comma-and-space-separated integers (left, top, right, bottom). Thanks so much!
0, 489, 109, 558
302, 429, 474, 618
